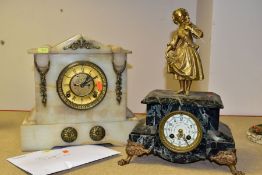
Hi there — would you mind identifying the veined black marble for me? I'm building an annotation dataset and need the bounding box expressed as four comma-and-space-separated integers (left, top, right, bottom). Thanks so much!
142, 90, 223, 130
141, 90, 223, 108
129, 89, 235, 164
129, 120, 235, 163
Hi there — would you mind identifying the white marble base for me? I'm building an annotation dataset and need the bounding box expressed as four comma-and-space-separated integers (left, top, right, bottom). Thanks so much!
21, 115, 138, 151
247, 130, 262, 145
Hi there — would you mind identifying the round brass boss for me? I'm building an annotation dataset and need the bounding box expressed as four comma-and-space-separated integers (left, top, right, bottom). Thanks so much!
90, 126, 106, 141
61, 127, 78, 143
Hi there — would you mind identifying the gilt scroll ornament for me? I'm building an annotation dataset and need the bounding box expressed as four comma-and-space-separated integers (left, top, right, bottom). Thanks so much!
63, 36, 100, 50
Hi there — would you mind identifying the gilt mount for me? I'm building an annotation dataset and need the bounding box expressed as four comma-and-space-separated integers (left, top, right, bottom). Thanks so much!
63, 36, 100, 50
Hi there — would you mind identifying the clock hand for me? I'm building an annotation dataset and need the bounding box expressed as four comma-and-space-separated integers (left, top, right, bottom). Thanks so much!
86, 75, 98, 84
177, 129, 184, 139
183, 135, 190, 146
74, 76, 86, 86
80, 75, 90, 87
76, 75, 91, 87
177, 129, 190, 146
80, 75, 98, 88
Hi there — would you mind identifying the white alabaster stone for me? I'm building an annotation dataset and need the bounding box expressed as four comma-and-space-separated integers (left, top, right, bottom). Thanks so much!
21, 35, 137, 151
21, 116, 139, 151
32, 53, 127, 124
34, 54, 50, 68
113, 53, 127, 72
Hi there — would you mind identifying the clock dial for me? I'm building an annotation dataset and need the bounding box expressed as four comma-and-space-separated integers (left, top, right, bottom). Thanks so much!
159, 111, 202, 153
57, 61, 107, 110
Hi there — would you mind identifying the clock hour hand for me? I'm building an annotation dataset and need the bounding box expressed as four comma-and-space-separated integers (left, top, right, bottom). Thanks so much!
79, 75, 90, 87
80, 75, 98, 87
177, 129, 184, 139
177, 129, 190, 146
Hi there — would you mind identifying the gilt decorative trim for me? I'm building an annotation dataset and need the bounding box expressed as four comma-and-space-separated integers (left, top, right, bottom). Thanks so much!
89, 126, 106, 141
112, 60, 126, 104
34, 58, 50, 107
118, 140, 151, 166
209, 149, 245, 175
63, 37, 100, 50
61, 127, 78, 143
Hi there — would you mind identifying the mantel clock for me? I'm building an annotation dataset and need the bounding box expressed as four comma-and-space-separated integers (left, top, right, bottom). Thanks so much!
21, 35, 138, 151
119, 8, 244, 175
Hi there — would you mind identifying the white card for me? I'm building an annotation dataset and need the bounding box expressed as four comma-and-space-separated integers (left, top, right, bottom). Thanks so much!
7, 145, 120, 175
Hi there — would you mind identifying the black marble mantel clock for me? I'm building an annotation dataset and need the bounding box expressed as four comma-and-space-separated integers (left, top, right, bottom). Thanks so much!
118, 8, 244, 175
119, 90, 244, 175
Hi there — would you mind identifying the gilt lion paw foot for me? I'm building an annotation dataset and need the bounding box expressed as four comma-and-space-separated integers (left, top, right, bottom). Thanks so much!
118, 159, 130, 166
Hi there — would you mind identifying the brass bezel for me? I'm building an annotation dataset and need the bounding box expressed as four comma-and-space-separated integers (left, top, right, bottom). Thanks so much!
159, 111, 203, 153
56, 61, 107, 110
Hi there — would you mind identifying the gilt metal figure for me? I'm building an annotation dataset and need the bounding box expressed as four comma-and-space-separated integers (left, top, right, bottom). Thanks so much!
165, 8, 204, 95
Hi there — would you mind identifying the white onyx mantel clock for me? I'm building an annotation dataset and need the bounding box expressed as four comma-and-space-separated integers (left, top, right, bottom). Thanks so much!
21, 34, 138, 151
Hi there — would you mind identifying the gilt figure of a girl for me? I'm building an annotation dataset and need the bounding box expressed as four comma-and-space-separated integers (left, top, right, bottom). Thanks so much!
166, 8, 204, 95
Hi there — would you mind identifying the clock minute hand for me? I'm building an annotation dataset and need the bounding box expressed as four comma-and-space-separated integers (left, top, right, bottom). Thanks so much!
183, 135, 190, 146
86, 75, 98, 84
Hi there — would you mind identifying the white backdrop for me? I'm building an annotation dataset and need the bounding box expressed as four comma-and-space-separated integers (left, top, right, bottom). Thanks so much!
208, 0, 262, 115
0, 0, 262, 115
